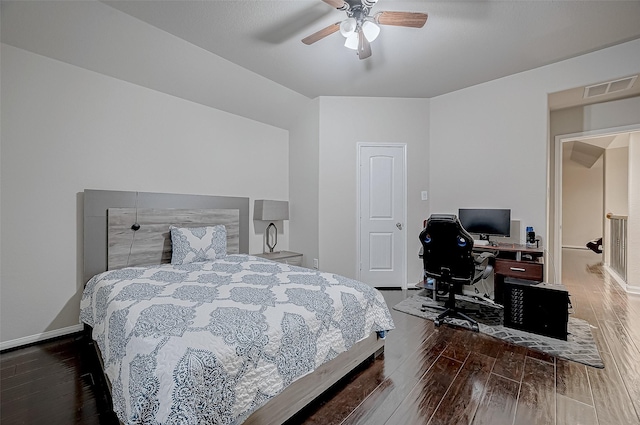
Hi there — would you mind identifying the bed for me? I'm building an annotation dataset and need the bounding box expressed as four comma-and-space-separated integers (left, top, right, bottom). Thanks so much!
80, 190, 395, 425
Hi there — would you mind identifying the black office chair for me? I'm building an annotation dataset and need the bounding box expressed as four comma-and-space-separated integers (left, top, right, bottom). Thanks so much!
419, 214, 494, 331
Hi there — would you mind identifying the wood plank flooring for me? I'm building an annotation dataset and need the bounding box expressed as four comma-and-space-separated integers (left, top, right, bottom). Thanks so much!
2, 248, 639, 425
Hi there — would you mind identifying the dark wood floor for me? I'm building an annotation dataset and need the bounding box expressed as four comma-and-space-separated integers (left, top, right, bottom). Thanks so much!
2, 249, 639, 425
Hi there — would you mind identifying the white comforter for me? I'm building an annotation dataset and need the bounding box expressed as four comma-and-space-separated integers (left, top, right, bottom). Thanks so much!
80, 254, 394, 425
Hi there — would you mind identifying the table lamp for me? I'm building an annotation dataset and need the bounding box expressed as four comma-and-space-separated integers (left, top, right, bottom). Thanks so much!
254, 200, 289, 252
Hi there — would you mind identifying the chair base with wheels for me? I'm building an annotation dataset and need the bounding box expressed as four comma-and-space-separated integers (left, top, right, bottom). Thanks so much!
421, 267, 480, 332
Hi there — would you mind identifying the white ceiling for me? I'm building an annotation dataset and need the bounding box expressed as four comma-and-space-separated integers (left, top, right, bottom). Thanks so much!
98, 0, 640, 99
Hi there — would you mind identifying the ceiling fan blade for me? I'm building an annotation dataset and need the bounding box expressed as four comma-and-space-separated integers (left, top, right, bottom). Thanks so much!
357, 29, 372, 60
375, 11, 428, 28
322, 0, 348, 9
302, 22, 341, 45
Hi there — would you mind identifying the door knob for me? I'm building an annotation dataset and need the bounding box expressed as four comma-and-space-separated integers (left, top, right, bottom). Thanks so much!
396, 223, 403, 230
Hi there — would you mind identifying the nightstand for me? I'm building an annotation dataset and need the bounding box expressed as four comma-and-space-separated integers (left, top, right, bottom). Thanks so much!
254, 251, 303, 266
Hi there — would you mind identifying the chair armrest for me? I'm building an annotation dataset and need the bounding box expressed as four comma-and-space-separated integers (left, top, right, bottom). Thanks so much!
472, 252, 494, 284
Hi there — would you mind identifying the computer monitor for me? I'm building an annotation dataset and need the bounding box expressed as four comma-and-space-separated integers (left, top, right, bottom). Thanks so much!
458, 208, 511, 243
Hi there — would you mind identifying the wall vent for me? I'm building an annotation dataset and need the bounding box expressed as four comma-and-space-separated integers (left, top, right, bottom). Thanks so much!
584, 75, 637, 99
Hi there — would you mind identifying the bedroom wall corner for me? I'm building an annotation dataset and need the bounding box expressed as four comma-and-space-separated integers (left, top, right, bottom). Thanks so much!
0, 0, 309, 131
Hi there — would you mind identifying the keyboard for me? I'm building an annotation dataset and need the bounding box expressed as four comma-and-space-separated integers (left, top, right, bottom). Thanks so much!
473, 240, 490, 246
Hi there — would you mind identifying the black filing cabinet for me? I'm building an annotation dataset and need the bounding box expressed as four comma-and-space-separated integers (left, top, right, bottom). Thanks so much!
503, 277, 569, 340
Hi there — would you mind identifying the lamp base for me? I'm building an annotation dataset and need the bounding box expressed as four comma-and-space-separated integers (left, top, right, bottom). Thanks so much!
266, 222, 278, 253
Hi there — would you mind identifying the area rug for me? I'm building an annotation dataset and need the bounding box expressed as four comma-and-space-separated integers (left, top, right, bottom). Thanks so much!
394, 290, 604, 369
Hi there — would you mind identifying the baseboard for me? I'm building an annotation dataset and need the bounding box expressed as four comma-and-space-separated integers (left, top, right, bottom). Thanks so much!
602, 265, 640, 295
627, 285, 640, 296
0, 324, 84, 352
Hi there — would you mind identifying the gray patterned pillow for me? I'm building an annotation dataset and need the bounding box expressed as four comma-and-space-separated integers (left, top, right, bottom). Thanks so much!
169, 225, 227, 265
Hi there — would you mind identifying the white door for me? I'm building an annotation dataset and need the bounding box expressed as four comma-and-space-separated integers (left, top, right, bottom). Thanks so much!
358, 144, 406, 288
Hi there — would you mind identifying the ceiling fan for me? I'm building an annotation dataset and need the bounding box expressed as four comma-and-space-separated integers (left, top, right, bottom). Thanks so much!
302, 0, 428, 60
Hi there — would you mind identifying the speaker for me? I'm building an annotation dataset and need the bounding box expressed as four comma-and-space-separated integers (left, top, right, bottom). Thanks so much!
503, 277, 569, 340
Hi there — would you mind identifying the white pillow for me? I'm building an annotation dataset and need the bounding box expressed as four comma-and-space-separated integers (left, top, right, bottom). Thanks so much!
170, 225, 227, 265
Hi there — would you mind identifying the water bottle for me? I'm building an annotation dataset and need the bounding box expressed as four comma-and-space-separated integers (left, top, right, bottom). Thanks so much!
526, 226, 536, 248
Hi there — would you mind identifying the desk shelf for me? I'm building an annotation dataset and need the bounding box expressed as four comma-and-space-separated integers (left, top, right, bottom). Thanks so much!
475, 244, 544, 305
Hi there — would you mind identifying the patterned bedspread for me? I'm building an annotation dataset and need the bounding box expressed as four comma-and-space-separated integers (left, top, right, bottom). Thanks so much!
80, 254, 395, 425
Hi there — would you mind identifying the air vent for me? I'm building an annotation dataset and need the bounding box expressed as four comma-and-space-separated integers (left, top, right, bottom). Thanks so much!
584, 75, 637, 99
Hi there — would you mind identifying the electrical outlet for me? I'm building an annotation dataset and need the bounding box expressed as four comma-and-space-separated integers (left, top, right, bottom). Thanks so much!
421, 191, 428, 201
313, 258, 319, 269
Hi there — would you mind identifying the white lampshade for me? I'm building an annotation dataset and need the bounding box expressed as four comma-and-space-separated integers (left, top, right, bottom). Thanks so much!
254, 200, 289, 221
362, 20, 380, 42
339, 18, 357, 37
344, 33, 359, 50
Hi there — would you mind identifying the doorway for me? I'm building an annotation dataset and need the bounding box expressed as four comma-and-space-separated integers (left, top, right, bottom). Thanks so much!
553, 125, 639, 284
357, 144, 407, 288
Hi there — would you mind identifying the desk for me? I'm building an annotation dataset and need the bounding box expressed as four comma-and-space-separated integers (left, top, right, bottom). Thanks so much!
473, 243, 544, 305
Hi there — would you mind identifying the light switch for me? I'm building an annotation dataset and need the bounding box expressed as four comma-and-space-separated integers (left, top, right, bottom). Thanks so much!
421, 191, 428, 201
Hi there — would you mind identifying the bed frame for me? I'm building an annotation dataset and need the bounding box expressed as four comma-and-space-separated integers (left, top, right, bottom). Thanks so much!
83, 189, 384, 424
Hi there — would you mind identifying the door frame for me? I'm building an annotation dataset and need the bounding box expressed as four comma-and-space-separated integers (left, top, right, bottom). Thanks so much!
553, 123, 640, 284
356, 142, 408, 288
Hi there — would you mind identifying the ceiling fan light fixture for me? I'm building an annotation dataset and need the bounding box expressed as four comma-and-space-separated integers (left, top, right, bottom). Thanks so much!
301, 0, 429, 59
339, 17, 357, 37
344, 33, 359, 50
362, 20, 380, 42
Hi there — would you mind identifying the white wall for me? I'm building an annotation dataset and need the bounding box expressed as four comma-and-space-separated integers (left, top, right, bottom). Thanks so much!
289, 99, 320, 269
430, 75, 548, 243
562, 152, 603, 248
551, 97, 640, 137
0, 45, 290, 346
628, 133, 640, 292
604, 147, 629, 217
604, 146, 629, 266
431, 39, 640, 283
318, 97, 430, 285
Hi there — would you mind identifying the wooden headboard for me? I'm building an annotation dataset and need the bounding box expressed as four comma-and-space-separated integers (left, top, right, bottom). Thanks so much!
83, 190, 250, 283
107, 208, 240, 270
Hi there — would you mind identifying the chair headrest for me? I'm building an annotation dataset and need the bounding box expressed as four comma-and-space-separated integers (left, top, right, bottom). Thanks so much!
419, 214, 475, 282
